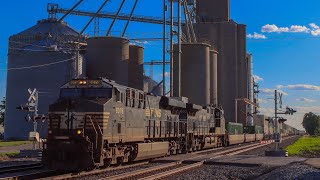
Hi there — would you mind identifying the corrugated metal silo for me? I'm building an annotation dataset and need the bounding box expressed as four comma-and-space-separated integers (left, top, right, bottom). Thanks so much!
210, 49, 218, 106
5, 19, 85, 140
129, 45, 144, 90
86, 37, 130, 86
173, 43, 211, 106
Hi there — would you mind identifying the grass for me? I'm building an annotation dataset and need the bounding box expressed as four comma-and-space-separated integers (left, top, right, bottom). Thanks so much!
286, 136, 320, 157
0, 152, 19, 158
0, 141, 31, 147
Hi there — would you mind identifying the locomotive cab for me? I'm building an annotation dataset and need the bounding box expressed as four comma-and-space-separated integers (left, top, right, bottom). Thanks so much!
43, 79, 122, 171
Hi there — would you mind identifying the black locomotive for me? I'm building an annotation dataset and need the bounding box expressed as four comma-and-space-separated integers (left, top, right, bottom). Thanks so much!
43, 78, 226, 170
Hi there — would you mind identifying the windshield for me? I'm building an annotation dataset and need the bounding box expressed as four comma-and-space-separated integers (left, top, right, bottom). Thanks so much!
60, 88, 112, 99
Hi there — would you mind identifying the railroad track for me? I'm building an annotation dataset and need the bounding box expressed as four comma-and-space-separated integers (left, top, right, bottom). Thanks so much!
40, 136, 297, 180
0, 163, 43, 175
0, 163, 58, 180
98, 136, 297, 180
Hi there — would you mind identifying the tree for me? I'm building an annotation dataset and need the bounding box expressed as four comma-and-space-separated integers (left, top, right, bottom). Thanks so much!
0, 97, 5, 126
302, 112, 320, 136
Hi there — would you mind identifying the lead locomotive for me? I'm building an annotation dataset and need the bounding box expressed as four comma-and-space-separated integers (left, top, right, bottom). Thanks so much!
43, 78, 226, 171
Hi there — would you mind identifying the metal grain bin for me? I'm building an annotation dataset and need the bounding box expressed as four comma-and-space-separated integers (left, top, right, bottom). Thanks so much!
86, 37, 130, 86
129, 45, 144, 90
173, 43, 211, 106
210, 49, 218, 106
5, 19, 85, 140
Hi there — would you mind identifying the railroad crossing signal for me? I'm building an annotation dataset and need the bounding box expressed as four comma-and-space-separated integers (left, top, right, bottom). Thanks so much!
279, 92, 283, 108
28, 88, 37, 103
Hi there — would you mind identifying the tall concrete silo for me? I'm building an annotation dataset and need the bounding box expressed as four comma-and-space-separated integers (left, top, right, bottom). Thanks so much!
194, 21, 240, 122
237, 24, 248, 125
194, 0, 248, 123
173, 43, 211, 106
129, 45, 144, 90
5, 19, 85, 140
86, 37, 130, 86
196, 0, 230, 22
210, 49, 218, 106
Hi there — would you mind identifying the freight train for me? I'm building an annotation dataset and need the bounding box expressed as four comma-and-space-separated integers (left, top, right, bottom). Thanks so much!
42, 78, 297, 171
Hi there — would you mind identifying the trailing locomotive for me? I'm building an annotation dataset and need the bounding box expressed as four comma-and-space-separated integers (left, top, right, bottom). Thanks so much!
43, 78, 226, 171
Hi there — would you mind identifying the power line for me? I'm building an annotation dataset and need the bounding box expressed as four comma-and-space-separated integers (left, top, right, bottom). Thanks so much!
0, 57, 75, 71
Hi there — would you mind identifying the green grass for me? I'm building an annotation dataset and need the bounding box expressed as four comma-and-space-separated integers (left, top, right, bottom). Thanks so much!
0, 141, 31, 147
286, 136, 320, 157
0, 152, 19, 158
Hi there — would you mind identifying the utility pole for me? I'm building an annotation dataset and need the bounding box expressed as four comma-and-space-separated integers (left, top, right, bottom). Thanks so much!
169, 0, 174, 97
162, 0, 167, 96
266, 90, 297, 156
177, 0, 182, 97
274, 90, 279, 151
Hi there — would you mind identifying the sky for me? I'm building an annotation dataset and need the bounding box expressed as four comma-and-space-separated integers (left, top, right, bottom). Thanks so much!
1, 0, 320, 130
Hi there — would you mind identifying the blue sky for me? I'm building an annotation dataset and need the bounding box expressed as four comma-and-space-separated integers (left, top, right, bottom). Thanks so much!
1, 0, 320, 129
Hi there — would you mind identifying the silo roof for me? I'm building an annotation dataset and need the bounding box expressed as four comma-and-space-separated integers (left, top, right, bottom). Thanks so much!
16, 19, 81, 37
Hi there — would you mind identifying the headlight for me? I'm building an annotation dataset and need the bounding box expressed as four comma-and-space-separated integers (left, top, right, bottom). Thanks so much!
77, 129, 82, 135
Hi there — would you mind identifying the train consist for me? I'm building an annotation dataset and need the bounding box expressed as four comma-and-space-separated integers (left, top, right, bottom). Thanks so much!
43, 78, 299, 171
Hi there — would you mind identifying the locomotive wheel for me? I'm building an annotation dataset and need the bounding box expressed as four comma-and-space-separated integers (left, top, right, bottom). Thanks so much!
102, 159, 111, 168
116, 157, 124, 166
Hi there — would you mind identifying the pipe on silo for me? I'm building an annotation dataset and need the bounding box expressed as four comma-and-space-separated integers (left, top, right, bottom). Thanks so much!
173, 43, 211, 106
210, 49, 218, 106
86, 36, 130, 86
129, 45, 144, 90
247, 53, 254, 126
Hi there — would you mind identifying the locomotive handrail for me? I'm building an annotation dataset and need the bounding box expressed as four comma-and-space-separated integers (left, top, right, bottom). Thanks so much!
93, 116, 103, 136
87, 115, 98, 149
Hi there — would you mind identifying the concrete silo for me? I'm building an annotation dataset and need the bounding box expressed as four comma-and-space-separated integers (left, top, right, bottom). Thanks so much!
86, 37, 130, 86
210, 49, 218, 106
194, 0, 248, 123
5, 19, 85, 140
129, 45, 144, 90
173, 43, 211, 106
196, 0, 230, 22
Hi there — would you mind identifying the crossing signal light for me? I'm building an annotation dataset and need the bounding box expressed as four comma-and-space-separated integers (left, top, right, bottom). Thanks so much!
34, 116, 40, 122
41, 115, 46, 123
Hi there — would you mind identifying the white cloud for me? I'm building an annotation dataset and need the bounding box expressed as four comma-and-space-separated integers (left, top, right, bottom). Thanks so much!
309, 23, 319, 29
253, 75, 263, 82
164, 72, 170, 77
262, 24, 310, 33
133, 40, 149, 45
247, 32, 267, 39
262, 24, 289, 33
289, 25, 309, 33
257, 98, 268, 104
261, 88, 288, 96
309, 23, 320, 36
296, 98, 316, 103
277, 84, 320, 91
311, 29, 320, 36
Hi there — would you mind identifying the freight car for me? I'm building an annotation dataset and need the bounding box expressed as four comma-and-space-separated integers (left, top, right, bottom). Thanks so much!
43, 78, 226, 171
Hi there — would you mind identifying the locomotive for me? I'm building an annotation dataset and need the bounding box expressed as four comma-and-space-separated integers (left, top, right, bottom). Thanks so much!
43, 78, 300, 171
43, 78, 227, 171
